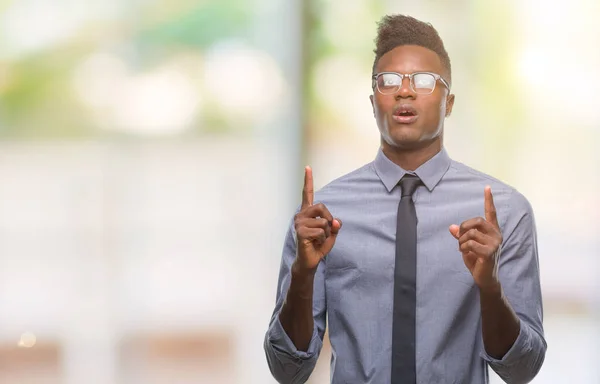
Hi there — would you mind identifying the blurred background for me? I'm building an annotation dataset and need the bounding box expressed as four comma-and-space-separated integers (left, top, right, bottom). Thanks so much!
0, 0, 598, 383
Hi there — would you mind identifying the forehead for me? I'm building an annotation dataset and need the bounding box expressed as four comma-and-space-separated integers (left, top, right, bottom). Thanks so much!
375, 45, 444, 74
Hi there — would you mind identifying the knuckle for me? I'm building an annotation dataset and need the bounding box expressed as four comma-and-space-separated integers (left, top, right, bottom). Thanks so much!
318, 203, 331, 215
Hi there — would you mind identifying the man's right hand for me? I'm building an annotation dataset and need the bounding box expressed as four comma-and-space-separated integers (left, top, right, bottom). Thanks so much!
293, 166, 342, 273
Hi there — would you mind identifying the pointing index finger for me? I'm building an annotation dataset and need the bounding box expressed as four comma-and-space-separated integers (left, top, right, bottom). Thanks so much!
484, 185, 499, 229
302, 166, 314, 209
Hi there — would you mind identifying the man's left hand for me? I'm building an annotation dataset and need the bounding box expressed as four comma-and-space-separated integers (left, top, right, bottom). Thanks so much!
449, 186, 503, 291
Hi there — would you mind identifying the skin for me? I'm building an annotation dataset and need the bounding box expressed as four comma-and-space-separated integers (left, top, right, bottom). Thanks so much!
369, 45, 454, 171
279, 166, 342, 351
280, 44, 519, 359
449, 186, 520, 359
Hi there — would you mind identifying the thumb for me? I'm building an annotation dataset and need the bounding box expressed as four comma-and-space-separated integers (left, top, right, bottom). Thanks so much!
448, 224, 460, 239
322, 218, 342, 255
331, 218, 343, 235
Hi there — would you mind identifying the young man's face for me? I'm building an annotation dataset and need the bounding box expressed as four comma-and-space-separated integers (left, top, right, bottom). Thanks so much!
370, 45, 455, 151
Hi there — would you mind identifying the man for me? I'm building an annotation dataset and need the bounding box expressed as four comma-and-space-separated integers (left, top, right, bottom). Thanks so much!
264, 14, 546, 384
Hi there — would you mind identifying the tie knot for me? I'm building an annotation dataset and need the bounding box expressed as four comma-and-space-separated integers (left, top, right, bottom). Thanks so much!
399, 174, 422, 198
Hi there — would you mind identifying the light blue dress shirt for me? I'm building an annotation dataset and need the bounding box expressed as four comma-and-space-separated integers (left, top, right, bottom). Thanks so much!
264, 147, 546, 383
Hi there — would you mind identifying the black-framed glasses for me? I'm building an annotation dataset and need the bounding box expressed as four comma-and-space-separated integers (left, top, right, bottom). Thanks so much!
372, 72, 450, 95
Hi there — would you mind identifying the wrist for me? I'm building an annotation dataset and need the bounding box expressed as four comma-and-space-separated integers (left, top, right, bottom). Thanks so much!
478, 280, 502, 297
291, 260, 318, 279
289, 261, 317, 299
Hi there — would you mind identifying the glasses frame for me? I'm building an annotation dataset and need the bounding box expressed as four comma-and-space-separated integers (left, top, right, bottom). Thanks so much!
371, 71, 451, 95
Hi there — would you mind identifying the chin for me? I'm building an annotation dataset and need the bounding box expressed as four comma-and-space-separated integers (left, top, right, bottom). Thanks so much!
383, 135, 421, 150
385, 129, 423, 147
384, 132, 441, 151
379, 121, 442, 150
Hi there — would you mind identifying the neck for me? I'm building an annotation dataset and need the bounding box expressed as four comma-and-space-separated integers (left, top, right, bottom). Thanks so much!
381, 138, 442, 171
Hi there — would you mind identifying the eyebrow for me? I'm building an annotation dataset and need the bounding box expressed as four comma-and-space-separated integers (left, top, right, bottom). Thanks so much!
375, 69, 439, 74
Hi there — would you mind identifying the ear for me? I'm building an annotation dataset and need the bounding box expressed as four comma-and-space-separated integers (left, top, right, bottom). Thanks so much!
369, 94, 375, 117
445, 93, 455, 117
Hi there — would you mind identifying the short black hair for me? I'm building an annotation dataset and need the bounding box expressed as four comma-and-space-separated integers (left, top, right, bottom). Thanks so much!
372, 15, 451, 85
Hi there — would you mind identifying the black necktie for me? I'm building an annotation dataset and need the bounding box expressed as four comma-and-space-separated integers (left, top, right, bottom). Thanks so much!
391, 174, 422, 384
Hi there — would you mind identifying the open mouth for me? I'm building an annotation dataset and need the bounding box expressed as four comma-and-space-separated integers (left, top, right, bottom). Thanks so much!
393, 105, 418, 123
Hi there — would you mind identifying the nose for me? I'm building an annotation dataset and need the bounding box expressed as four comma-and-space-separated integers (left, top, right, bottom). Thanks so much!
395, 77, 415, 100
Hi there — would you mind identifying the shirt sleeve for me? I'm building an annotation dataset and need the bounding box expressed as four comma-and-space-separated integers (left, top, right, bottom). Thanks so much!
482, 190, 547, 383
264, 217, 327, 384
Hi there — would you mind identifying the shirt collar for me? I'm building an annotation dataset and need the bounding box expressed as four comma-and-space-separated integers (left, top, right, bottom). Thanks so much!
373, 146, 451, 193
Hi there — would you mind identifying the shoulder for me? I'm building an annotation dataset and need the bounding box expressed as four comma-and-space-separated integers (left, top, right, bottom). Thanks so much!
448, 160, 512, 190
447, 159, 534, 219
313, 162, 378, 201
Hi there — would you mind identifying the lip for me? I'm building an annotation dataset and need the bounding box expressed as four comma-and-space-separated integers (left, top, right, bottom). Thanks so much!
392, 104, 419, 124
392, 115, 419, 124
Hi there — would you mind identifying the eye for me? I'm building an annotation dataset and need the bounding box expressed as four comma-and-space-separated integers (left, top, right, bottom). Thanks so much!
413, 73, 435, 90
379, 73, 401, 87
